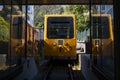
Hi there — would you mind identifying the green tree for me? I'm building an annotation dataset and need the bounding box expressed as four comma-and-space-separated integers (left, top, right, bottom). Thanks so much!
35, 12, 44, 28
34, 5, 64, 28
63, 5, 71, 14
0, 16, 10, 41
64, 5, 89, 31
0, 5, 22, 22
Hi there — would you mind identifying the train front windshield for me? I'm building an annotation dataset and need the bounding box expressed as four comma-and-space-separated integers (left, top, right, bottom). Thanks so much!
92, 17, 110, 39
47, 17, 74, 39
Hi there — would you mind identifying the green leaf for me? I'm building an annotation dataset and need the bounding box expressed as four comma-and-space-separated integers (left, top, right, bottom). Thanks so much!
0, 16, 9, 41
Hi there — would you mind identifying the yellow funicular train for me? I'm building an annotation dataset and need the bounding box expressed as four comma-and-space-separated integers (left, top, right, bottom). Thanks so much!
91, 14, 114, 80
92, 14, 114, 56
44, 14, 76, 60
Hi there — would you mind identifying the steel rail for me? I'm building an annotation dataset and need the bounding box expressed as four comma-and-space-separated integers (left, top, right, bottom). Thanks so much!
68, 64, 74, 80
44, 65, 53, 80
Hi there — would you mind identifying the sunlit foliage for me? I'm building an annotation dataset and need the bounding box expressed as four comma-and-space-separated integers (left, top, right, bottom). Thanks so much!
64, 5, 89, 31
0, 16, 9, 41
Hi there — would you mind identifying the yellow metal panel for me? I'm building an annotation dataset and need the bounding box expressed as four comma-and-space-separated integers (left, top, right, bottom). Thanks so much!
44, 14, 76, 57
92, 14, 114, 56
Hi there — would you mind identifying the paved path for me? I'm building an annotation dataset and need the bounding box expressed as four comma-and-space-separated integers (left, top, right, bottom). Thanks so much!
15, 57, 38, 80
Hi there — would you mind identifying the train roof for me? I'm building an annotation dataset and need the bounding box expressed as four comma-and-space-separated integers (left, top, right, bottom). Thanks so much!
44, 14, 75, 17
92, 14, 111, 17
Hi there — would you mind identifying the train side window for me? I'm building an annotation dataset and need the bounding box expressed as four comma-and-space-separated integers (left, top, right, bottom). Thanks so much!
13, 17, 23, 39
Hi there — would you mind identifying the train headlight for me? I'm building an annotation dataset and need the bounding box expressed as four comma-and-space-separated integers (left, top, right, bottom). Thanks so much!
52, 42, 57, 46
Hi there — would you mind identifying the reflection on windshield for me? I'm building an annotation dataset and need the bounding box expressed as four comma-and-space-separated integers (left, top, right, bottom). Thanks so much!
47, 17, 74, 39
92, 17, 109, 39
48, 27, 73, 38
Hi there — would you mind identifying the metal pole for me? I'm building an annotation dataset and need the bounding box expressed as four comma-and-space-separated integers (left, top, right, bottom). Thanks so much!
114, 0, 120, 80
89, 0, 92, 70
10, 0, 12, 67
89, 0, 92, 54
25, 0, 28, 59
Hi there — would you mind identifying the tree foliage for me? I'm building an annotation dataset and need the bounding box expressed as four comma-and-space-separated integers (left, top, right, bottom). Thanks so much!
34, 5, 64, 28
0, 16, 10, 41
34, 5, 89, 30
0, 5, 22, 22
63, 5, 89, 31
0, 5, 22, 41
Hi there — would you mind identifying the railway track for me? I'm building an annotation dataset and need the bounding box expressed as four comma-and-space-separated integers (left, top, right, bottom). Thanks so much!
43, 63, 74, 80
36, 60, 85, 80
